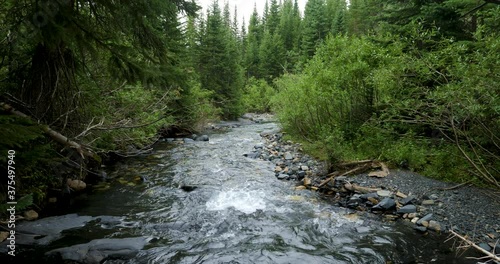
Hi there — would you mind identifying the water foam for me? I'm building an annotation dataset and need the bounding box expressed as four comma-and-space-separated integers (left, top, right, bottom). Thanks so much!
206, 189, 266, 214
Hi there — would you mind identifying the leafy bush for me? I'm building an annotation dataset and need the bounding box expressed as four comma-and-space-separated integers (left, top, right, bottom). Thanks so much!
242, 77, 276, 113
273, 31, 499, 186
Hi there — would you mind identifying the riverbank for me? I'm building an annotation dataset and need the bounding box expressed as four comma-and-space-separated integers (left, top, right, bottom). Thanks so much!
244, 113, 500, 258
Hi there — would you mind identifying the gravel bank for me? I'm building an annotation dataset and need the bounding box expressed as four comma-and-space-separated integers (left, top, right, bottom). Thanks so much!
243, 113, 500, 256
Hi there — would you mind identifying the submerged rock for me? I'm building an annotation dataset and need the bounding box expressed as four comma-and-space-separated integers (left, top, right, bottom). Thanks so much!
46, 237, 150, 264
196, 135, 209, 141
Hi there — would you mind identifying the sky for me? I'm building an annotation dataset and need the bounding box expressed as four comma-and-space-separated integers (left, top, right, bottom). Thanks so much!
194, 0, 307, 26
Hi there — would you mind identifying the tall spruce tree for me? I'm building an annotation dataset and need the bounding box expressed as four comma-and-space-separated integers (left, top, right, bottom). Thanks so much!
198, 1, 243, 118
301, 0, 329, 61
244, 5, 263, 79
0, 0, 198, 131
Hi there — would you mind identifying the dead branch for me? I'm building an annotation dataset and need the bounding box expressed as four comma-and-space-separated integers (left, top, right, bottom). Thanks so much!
344, 183, 381, 194
1, 102, 93, 159
318, 171, 340, 188
318, 163, 371, 188
435, 180, 473, 191
74, 117, 105, 139
450, 115, 499, 188
338, 160, 373, 167
449, 230, 500, 262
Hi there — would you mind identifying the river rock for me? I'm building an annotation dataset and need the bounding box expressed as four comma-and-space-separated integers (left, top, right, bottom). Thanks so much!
428, 220, 441, 232
67, 179, 86, 191
372, 197, 396, 211
195, 135, 209, 141
183, 138, 195, 143
23, 210, 39, 221
414, 226, 427, 233
360, 192, 379, 200
254, 143, 264, 149
0, 232, 7, 242
416, 213, 433, 226
400, 195, 417, 205
46, 237, 150, 264
244, 152, 260, 159
422, 200, 435, 205
277, 174, 289, 180
407, 213, 417, 219
478, 242, 492, 252
347, 196, 363, 209
284, 152, 293, 160
377, 190, 392, 197
397, 205, 417, 214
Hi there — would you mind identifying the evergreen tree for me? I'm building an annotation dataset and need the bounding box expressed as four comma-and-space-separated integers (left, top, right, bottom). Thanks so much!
326, 0, 347, 35
301, 0, 328, 60
259, 29, 286, 82
0, 0, 199, 131
267, 0, 282, 33
198, 1, 243, 118
278, 0, 302, 70
244, 6, 263, 79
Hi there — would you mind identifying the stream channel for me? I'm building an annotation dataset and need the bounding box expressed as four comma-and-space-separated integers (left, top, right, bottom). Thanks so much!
3, 119, 477, 263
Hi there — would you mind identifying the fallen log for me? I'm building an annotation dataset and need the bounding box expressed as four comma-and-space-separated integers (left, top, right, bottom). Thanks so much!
344, 183, 381, 194
338, 159, 373, 167
1, 102, 93, 159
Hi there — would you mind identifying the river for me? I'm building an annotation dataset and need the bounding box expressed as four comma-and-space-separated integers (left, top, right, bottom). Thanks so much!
2, 119, 477, 263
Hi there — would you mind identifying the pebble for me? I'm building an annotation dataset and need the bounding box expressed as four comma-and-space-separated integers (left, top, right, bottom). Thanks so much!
377, 190, 392, 197
23, 210, 39, 221
416, 213, 433, 226
422, 200, 435, 205
428, 220, 441, 231
277, 174, 289, 180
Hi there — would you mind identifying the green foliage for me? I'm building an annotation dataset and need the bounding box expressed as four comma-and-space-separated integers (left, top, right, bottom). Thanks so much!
0, 194, 33, 214
198, 1, 244, 119
273, 26, 499, 185
274, 35, 395, 145
83, 83, 175, 151
242, 77, 276, 113
0, 114, 60, 209
179, 81, 222, 130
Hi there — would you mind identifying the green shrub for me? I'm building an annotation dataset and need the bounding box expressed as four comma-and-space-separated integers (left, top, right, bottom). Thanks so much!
242, 77, 276, 113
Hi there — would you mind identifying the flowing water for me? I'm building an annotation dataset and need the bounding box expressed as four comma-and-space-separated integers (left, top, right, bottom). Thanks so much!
5, 120, 477, 263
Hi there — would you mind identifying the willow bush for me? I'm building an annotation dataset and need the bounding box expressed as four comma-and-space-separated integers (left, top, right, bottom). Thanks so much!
273, 32, 499, 186
273, 35, 400, 162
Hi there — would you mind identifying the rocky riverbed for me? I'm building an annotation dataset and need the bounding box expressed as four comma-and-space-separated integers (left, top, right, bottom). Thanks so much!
239, 113, 500, 258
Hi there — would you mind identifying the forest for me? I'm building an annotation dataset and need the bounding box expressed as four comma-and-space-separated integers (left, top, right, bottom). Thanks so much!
0, 0, 499, 210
